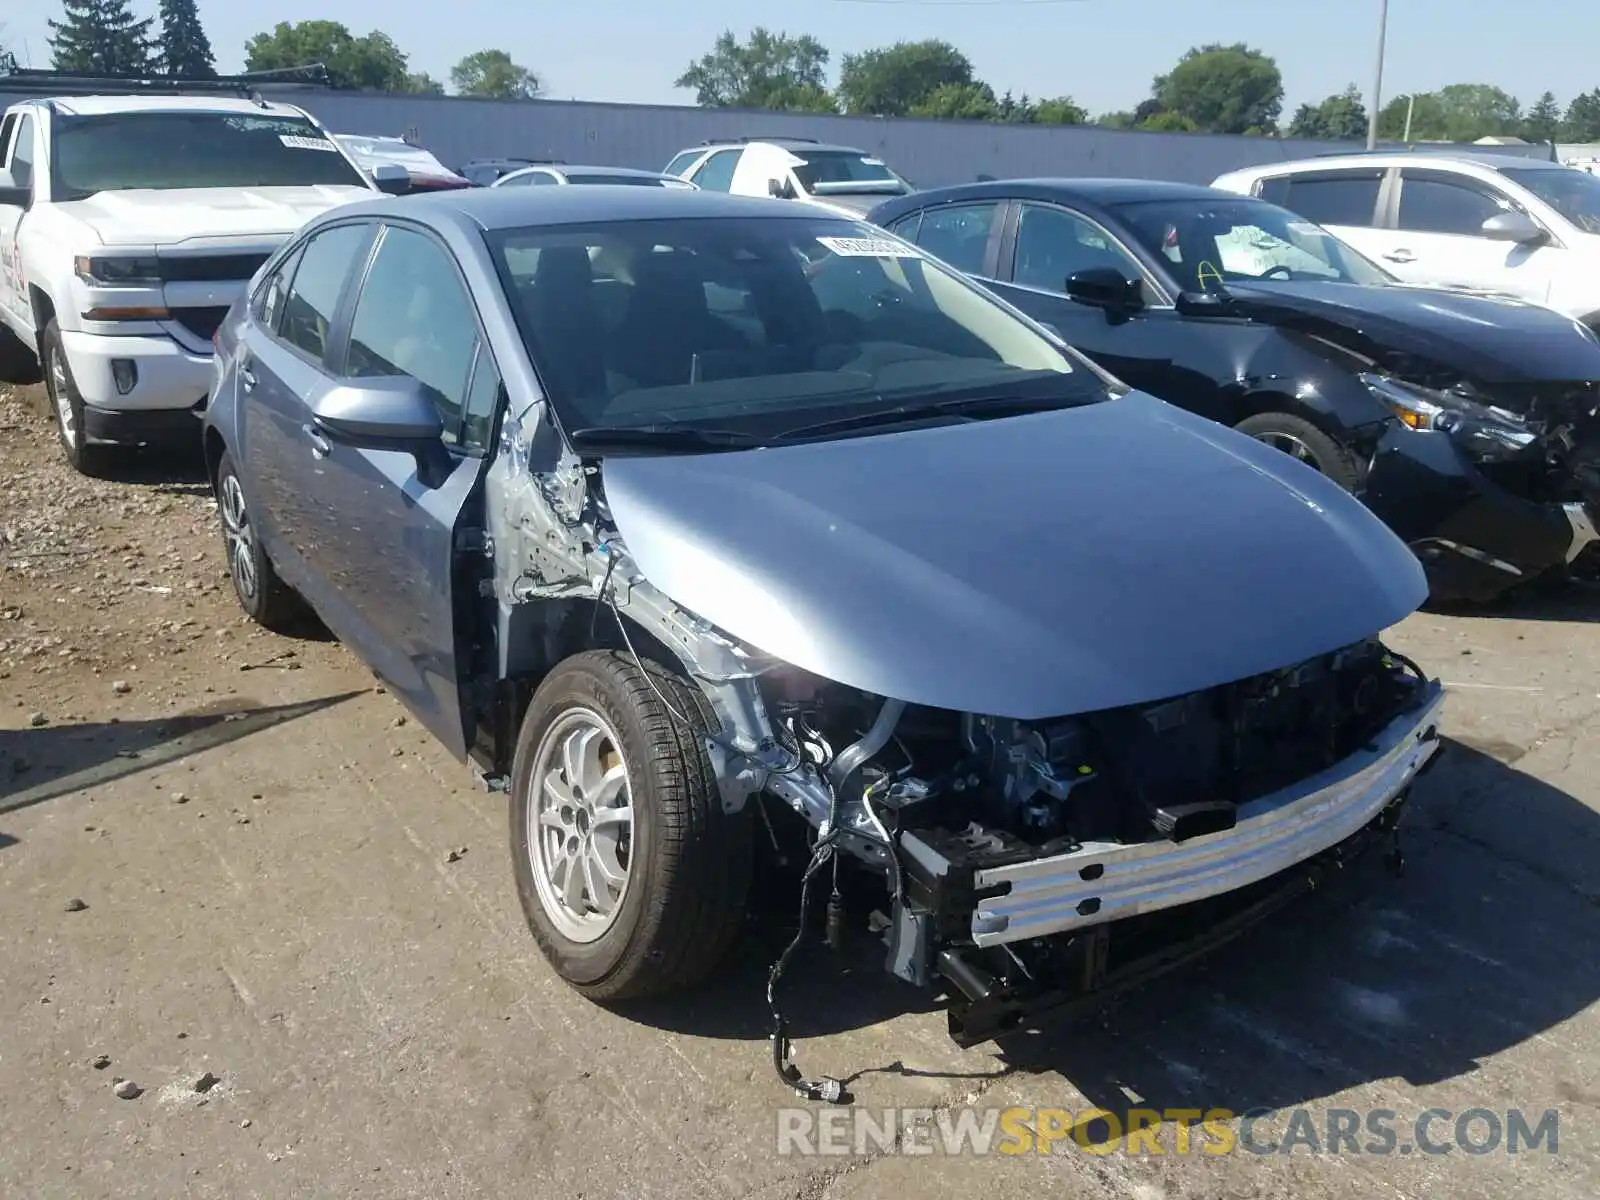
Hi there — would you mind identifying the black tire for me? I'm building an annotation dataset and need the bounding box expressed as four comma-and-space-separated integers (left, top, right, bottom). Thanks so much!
1235, 411, 1362, 492
510, 649, 753, 1001
214, 451, 308, 632
0, 322, 41, 385
40, 319, 114, 476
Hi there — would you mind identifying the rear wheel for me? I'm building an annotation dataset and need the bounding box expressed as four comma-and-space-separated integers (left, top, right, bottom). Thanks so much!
215, 451, 308, 632
510, 650, 753, 1001
41, 320, 114, 476
0, 322, 41, 385
1235, 411, 1361, 492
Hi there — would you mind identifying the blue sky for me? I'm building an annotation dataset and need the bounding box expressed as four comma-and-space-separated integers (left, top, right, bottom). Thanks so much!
3, 0, 1597, 118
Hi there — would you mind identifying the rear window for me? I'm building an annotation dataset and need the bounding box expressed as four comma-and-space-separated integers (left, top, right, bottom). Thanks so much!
1257, 172, 1382, 228
563, 173, 676, 187
52, 111, 370, 200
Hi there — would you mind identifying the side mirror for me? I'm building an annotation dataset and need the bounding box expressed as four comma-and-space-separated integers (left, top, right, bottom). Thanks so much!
767, 177, 794, 199
372, 163, 412, 196
0, 168, 31, 210
312, 377, 444, 447
1065, 267, 1144, 314
1480, 210, 1545, 245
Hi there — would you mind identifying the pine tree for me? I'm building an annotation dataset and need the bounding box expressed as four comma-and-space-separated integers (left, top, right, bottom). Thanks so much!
48, 0, 155, 76
157, 0, 213, 77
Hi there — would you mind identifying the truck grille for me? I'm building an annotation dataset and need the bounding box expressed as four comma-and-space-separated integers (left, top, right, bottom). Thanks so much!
160, 254, 272, 283
172, 307, 231, 342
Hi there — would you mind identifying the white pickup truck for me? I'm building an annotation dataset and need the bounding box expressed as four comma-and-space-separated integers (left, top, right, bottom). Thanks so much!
0, 94, 405, 472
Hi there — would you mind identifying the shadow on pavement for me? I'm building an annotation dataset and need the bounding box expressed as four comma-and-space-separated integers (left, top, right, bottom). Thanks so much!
628, 741, 1600, 1110
0, 690, 367, 814
1432, 574, 1600, 623
93, 443, 211, 493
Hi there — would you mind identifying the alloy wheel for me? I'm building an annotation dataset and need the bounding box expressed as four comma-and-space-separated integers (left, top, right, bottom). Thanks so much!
1252, 431, 1322, 472
219, 473, 259, 603
48, 346, 76, 448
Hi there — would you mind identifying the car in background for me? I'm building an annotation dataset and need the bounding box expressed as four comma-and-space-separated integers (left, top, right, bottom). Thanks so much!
870, 178, 1600, 603
333, 133, 472, 191
202, 185, 1442, 1063
492, 164, 696, 189
1211, 152, 1600, 330
662, 136, 912, 215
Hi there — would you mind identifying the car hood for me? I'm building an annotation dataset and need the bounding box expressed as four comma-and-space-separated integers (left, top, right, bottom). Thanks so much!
1221, 280, 1600, 384
600, 392, 1427, 719
56, 185, 379, 247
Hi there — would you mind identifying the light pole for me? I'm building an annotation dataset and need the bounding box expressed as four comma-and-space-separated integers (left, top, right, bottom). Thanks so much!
1366, 0, 1389, 149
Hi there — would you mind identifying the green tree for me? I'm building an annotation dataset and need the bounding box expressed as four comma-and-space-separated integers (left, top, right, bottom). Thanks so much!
1033, 96, 1087, 126
157, 0, 214, 77
1377, 92, 1448, 140
408, 72, 445, 95
1152, 43, 1283, 134
1286, 85, 1368, 141
1096, 111, 1138, 130
50, 0, 155, 75
1142, 110, 1198, 133
910, 81, 999, 121
675, 28, 834, 112
1434, 83, 1520, 140
450, 49, 540, 99
1564, 90, 1600, 141
1522, 91, 1562, 143
837, 39, 975, 117
244, 21, 418, 91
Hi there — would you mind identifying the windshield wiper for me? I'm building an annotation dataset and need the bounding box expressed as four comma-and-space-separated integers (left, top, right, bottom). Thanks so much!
564, 425, 762, 453
772, 393, 1087, 442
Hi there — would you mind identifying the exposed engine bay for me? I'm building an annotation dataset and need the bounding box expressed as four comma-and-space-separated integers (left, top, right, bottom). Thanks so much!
482, 399, 1445, 1099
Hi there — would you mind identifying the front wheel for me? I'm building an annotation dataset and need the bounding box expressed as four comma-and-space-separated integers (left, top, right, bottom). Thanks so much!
214, 451, 309, 632
510, 650, 752, 1001
40, 320, 112, 476
1235, 411, 1362, 492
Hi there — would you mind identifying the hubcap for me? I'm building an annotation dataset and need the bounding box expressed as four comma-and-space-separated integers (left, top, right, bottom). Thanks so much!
219, 474, 259, 602
48, 347, 75, 447
527, 708, 633, 943
1253, 431, 1322, 472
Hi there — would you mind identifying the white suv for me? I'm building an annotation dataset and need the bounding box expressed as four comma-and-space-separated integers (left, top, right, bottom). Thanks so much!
1212, 152, 1600, 328
662, 137, 912, 216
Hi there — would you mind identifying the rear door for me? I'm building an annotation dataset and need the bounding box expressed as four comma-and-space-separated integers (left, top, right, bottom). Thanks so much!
1256, 169, 1392, 266
1386, 168, 1564, 303
291, 220, 499, 757
234, 220, 376, 592
0, 112, 35, 334
881, 199, 1006, 279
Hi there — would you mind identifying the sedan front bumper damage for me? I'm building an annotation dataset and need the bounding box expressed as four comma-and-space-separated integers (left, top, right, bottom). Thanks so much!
965, 682, 1444, 947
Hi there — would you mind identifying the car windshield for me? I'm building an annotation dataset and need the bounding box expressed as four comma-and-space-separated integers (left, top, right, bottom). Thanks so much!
487, 215, 1101, 446
564, 173, 683, 188
52, 111, 370, 199
791, 151, 909, 193
1501, 166, 1600, 234
1113, 197, 1393, 290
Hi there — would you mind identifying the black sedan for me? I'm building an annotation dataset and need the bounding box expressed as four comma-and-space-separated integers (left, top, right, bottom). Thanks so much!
869, 179, 1600, 604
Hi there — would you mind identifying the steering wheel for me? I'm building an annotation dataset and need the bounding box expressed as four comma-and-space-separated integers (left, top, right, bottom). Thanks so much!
1261, 266, 1294, 281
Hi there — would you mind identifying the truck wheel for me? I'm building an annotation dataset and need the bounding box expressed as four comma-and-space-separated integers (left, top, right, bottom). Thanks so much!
40, 320, 112, 476
214, 451, 308, 632
1235, 411, 1361, 492
510, 650, 753, 1001
0, 322, 42, 385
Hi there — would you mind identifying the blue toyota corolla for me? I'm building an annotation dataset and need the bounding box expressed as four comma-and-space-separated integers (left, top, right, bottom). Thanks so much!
201, 186, 1442, 1079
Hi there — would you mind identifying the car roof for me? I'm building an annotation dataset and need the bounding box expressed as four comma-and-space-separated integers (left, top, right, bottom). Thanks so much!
338, 185, 842, 230
37, 94, 308, 119
699, 139, 865, 155
1232, 151, 1567, 175
881, 177, 1241, 208
549, 165, 680, 179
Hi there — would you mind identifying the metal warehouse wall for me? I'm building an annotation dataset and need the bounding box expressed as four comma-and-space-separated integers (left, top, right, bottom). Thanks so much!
0, 83, 1553, 186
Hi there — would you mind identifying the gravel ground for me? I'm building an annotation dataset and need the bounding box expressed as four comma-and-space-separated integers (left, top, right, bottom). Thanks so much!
1, 381, 1597, 1199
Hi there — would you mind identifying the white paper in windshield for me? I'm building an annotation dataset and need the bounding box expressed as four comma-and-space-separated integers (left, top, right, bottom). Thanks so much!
818, 236, 921, 258
280, 134, 338, 151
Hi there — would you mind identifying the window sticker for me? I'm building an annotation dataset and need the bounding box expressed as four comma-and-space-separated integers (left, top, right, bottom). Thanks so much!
280, 134, 338, 151
817, 235, 922, 258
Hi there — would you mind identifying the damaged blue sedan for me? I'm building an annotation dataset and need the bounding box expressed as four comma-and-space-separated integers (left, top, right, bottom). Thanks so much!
200, 187, 1444, 1092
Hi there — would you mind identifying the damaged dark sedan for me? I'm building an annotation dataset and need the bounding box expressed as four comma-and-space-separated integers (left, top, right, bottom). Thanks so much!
869, 179, 1600, 604
201, 187, 1444, 1096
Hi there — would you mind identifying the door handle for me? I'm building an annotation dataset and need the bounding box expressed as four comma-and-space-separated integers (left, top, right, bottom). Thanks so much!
301, 422, 332, 458
1382, 249, 1416, 264
238, 361, 257, 391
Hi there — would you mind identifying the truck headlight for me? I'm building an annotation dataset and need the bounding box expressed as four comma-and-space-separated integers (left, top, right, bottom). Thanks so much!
1360, 372, 1535, 454
74, 255, 162, 286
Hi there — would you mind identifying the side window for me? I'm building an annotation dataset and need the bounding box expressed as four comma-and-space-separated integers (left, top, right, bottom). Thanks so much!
885, 212, 923, 242
1277, 173, 1383, 228
9, 115, 35, 189
498, 172, 534, 187
1012, 204, 1148, 296
344, 225, 480, 444
279, 223, 371, 363
689, 149, 740, 192
461, 345, 502, 451
1397, 175, 1511, 236
0, 114, 15, 165
910, 202, 1000, 275
663, 150, 703, 178
254, 244, 305, 334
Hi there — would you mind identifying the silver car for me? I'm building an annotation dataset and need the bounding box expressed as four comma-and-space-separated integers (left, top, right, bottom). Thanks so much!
200, 186, 1443, 1091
